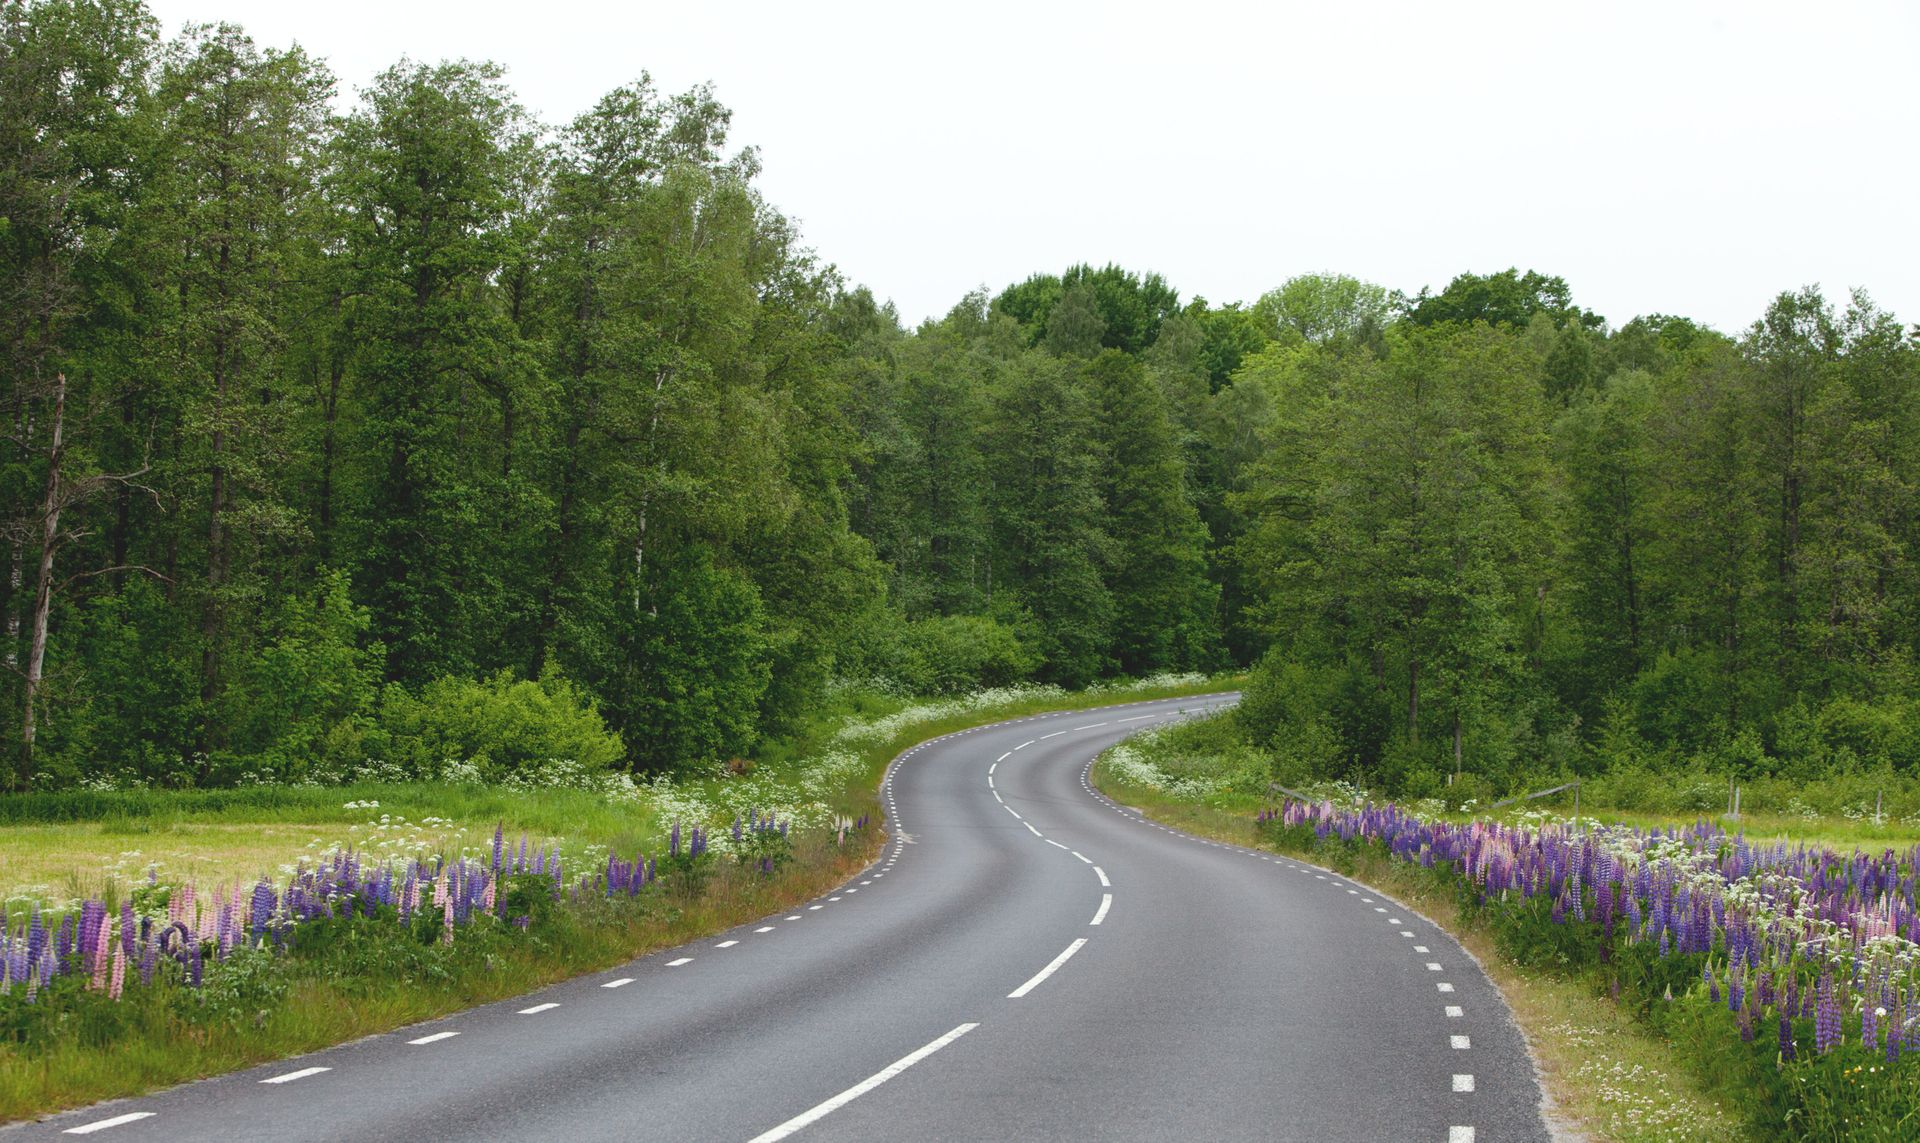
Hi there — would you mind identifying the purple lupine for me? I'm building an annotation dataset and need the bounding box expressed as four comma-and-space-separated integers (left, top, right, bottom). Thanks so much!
1814, 972, 1840, 1054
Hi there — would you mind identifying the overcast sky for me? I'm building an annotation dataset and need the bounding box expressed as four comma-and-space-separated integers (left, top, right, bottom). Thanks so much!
146, 0, 1917, 334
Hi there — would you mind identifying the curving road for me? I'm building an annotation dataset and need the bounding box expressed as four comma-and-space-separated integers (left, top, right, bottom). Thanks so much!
15, 695, 1550, 1142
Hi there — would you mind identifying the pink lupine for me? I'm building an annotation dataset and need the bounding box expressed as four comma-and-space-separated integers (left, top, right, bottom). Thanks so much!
108, 940, 126, 1001
90, 917, 113, 991
432, 873, 453, 945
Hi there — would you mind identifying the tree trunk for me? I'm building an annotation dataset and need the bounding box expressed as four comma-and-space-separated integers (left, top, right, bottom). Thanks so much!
1407, 656, 1419, 745
4, 405, 34, 671
1452, 709, 1463, 780
202, 338, 229, 719
19, 373, 66, 791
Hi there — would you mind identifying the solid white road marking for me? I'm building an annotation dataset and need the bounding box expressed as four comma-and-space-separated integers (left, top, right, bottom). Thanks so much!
667, 957, 693, 966
1452, 1035, 1471, 1049
63, 1113, 155, 1134
410, 1031, 461, 1043
1094, 866, 1110, 887
1446, 1006, 1465, 1018
261, 1066, 330, 1084
519, 1003, 560, 1014
1090, 894, 1112, 925
1452, 1074, 1476, 1092
1009, 938, 1089, 998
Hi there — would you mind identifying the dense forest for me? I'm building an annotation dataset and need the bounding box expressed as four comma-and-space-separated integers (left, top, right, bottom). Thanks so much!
5, 0, 1918, 795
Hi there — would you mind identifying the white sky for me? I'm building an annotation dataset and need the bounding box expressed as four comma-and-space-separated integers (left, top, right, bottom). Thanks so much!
148, 0, 1918, 333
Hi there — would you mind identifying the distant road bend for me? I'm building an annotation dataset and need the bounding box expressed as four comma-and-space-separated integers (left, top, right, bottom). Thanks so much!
18, 694, 1550, 1142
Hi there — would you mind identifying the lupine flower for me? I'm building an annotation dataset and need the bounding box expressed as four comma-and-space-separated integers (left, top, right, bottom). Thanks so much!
108, 940, 126, 1001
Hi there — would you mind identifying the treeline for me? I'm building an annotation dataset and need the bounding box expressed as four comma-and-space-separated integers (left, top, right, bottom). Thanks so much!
7, 1, 1918, 796
0, 1, 1229, 789
1234, 279, 1920, 795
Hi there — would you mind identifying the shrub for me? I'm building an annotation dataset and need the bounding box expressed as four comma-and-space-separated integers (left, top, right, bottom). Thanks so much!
374, 671, 625, 780
878, 614, 1037, 696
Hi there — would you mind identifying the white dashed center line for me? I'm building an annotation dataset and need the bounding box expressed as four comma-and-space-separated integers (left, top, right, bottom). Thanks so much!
1452, 1074, 1476, 1092
1090, 893, 1112, 925
1452, 1035, 1472, 1049
746, 1023, 979, 1143
519, 1003, 560, 1014
717, 940, 739, 948
410, 1030, 461, 1043
261, 1066, 329, 1084
63, 1113, 155, 1135
1009, 938, 1089, 998
667, 958, 693, 967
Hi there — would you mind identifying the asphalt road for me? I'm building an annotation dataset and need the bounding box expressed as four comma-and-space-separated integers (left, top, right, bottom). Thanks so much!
15, 695, 1551, 1142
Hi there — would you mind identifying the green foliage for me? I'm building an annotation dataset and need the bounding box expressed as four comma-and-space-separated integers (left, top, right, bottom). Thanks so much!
1406, 266, 1604, 331
594, 545, 770, 773
374, 669, 625, 780
873, 614, 1036, 696
219, 570, 382, 782
993, 262, 1182, 355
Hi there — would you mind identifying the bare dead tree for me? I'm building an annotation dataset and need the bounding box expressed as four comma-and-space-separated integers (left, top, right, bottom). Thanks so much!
7, 373, 163, 790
